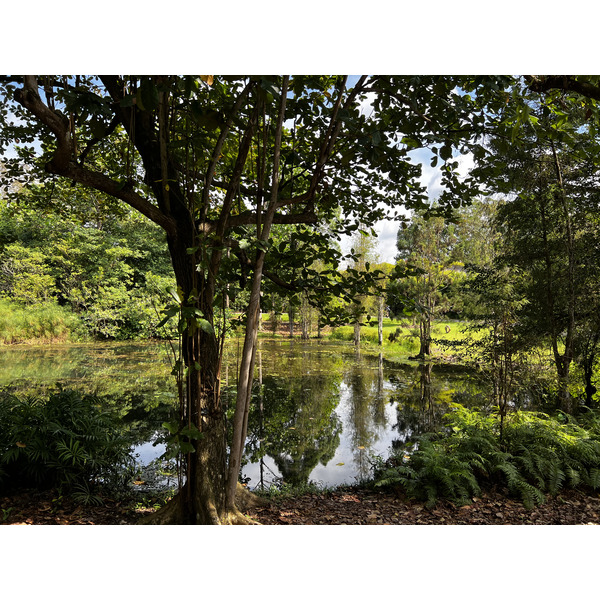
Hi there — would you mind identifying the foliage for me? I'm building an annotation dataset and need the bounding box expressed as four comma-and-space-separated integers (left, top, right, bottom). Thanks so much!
0, 197, 175, 341
0, 242, 56, 304
374, 404, 600, 508
252, 480, 332, 500
0, 388, 135, 502
0, 298, 83, 344
389, 209, 466, 357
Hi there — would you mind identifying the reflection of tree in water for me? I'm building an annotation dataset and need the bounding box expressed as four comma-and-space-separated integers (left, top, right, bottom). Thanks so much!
344, 352, 390, 481
0, 342, 178, 448
243, 346, 344, 488
390, 362, 491, 451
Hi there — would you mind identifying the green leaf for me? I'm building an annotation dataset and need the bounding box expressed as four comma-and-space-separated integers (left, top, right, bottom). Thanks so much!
439, 145, 453, 161
197, 318, 214, 335
137, 79, 159, 112
89, 118, 106, 139
178, 441, 195, 454
181, 424, 203, 440
162, 421, 179, 435
166, 285, 183, 303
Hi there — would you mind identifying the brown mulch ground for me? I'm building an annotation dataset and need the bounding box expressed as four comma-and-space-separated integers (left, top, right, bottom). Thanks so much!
2, 485, 600, 525
0, 489, 142, 525
246, 486, 600, 525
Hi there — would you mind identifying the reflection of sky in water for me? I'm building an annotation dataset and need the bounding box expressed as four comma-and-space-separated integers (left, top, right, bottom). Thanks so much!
134, 440, 166, 465
242, 380, 399, 490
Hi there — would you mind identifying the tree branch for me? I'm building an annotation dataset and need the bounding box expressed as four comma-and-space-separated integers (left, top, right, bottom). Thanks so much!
13, 76, 176, 235
526, 75, 600, 102
202, 80, 254, 221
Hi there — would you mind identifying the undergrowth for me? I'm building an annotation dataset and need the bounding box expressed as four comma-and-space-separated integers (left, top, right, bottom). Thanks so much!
0, 388, 135, 504
252, 480, 333, 501
0, 299, 83, 344
374, 404, 600, 509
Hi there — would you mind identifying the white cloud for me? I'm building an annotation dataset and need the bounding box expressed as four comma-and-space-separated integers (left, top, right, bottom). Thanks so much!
357, 91, 376, 119
375, 219, 401, 263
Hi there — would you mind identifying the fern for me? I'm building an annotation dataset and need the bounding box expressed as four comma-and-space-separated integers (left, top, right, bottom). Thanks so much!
0, 388, 134, 499
586, 468, 600, 489
374, 406, 600, 509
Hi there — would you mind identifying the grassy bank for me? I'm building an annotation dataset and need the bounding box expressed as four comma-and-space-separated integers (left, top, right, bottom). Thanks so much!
329, 318, 479, 359
0, 299, 84, 344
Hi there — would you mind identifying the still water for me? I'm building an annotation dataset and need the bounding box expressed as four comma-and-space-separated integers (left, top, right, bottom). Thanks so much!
0, 339, 491, 490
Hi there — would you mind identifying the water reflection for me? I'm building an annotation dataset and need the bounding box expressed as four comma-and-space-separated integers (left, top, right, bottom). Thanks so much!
239, 342, 492, 490
0, 339, 493, 489
0, 341, 178, 457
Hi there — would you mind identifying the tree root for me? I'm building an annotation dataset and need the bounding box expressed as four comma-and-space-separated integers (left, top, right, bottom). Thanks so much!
136, 483, 269, 525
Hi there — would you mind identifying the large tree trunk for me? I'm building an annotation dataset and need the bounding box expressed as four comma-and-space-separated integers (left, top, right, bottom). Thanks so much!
141, 233, 256, 524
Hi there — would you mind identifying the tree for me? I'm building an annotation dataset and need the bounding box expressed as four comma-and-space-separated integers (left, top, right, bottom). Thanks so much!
0, 242, 56, 304
347, 228, 380, 347
0, 191, 174, 340
1, 75, 496, 523
480, 105, 600, 413
391, 211, 462, 358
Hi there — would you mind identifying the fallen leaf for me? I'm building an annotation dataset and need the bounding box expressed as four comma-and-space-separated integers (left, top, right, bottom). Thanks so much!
336, 462, 345, 466
357, 446, 365, 450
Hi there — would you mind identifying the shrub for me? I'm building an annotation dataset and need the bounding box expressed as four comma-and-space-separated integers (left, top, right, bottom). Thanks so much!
374, 404, 600, 508
0, 388, 135, 503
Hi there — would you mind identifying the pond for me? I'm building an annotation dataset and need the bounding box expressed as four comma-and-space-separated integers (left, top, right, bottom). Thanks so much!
0, 338, 493, 490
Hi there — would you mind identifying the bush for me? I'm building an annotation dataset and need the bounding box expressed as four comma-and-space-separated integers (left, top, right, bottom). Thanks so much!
374, 405, 600, 508
0, 388, 135, 503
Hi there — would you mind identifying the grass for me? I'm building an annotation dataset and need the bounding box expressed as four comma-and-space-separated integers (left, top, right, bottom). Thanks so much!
0, 299, 84, 344
329, 318, 478, 359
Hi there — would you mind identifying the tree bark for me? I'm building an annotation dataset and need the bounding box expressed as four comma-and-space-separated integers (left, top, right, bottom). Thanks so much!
225, 76, 289, 510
